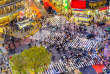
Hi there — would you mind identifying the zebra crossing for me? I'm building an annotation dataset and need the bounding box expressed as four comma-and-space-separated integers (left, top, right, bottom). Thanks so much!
44, 35, 98, 51
38, 54, 101, 74
66, 36, 98, 51
29, 30, 61, 40
43, 15, 68, 27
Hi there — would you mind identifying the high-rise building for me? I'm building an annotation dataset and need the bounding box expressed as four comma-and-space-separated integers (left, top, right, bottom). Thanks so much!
0, 0, 25, 26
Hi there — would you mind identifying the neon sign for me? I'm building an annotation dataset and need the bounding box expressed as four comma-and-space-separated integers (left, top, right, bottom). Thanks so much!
89, 0, 107, 9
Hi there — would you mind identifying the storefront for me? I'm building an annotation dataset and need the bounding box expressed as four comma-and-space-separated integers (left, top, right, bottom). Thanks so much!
99, 6, 110, 22
70, 0, 109, 23
70, 0, 92, 25
74, 13, 93, 26
106, 12, 110, 21
70, 8, 93, 25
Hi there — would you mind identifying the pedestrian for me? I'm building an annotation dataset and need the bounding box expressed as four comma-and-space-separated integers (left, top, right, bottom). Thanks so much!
10, 69, 12, 74
30, 39, 33, 42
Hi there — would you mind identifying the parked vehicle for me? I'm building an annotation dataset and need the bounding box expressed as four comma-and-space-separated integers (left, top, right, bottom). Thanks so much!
86, 34, 95, 39
53, 9, 57, 15
99, 22, 105, 26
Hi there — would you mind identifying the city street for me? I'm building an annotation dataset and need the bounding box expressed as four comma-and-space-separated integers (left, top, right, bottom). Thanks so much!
4, 16, 106, 73
0, 0, 110, 73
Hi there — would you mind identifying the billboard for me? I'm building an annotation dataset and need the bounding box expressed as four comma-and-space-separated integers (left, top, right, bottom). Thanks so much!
71, 0, 86, 9
86, 0, 109, 9
71, 0, 109, 9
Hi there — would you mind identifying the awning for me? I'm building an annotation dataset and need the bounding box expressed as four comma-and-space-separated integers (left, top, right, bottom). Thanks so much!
72, 9, 85, 11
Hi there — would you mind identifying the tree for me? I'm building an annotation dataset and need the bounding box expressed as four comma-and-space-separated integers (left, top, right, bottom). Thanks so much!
10, 46, 52, 74
10, 54, 25, 74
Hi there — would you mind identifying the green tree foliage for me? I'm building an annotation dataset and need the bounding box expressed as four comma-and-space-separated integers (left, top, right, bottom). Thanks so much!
10, 54, 25, 74
10, 46, 52, 74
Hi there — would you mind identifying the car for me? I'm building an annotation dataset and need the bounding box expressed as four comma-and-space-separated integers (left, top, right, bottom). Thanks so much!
104, 27, 110, 34
106, 27, 110, 31
103, 68, 110, 74
86, 34, 95, 39
52, 9, 57, 15
99, 22, 105, 26
40, 0, 44, 5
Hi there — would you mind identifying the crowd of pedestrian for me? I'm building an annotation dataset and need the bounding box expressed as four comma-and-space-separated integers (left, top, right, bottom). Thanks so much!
1, 13, 110, 73
32, 21, 104, 73
97, 39, 110, 70
0, 52, 11, 74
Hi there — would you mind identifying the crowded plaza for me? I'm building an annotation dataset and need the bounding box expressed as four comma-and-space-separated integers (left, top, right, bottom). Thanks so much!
0, 0, 110, 74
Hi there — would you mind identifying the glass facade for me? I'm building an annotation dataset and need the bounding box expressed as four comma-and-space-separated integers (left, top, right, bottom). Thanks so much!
51, 0, 69, 13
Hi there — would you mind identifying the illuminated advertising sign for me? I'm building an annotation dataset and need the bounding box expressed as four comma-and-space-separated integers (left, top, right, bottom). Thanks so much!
63, 0, 68, 10
71, 0, 86, 9
86, 0, 109, 9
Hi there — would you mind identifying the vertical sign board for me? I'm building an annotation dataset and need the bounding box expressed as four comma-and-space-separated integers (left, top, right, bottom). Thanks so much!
64, 0, 68, 10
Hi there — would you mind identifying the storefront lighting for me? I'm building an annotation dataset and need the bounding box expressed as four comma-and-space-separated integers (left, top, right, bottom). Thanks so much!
109, 9, 110, 12
0, 16, 5, 19
88, 11, 90, 15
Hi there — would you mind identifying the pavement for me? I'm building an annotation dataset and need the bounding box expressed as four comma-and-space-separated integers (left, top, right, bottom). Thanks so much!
0, 39, 4, 46
4, 38, 34, 55
79, 66, 97, 74
0, 50, 11, 74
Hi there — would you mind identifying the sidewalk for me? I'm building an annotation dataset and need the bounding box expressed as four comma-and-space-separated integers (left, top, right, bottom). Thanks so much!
0, 39, 4, 45
5, 38, 34, 52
